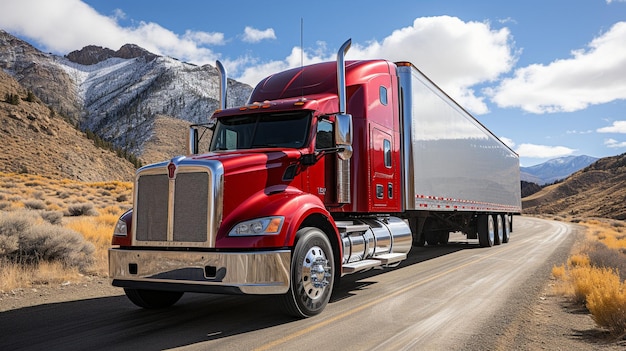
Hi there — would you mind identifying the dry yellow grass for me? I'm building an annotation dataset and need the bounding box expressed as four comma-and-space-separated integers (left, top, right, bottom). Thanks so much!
586, 273, 626, 336
0, 261, 83, 291
0, 172, 132, 291
65, 212, 123, 275
580, 219, 626, 249
552, 219, 626, 337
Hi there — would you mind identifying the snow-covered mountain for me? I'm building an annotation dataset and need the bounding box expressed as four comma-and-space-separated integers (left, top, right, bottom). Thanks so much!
0, 30, 252, 160
521, 155, 599, 185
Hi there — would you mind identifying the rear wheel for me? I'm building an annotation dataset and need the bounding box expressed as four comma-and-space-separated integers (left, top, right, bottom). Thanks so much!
279, 227, 335, 318
477, 214, 494, 247
438, 231, 450, 245
494, 214, 504, 245
502, 214, 511, 243
124, 288, 183, 309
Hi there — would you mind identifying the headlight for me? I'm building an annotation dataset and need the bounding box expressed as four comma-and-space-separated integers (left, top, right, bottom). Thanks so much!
113, 219, 128, 237
229, 217, 284, 236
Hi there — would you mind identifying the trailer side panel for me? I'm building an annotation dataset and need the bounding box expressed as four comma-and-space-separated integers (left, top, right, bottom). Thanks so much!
397, 64, 521, 213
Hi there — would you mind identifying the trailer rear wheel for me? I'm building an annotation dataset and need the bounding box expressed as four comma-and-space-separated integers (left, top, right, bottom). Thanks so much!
279, 227, 335, 318
477, 214, 494, 247
494, 214, 504, 245
124, 288, 184, 309
438, 231, 450, 245
502, 215, 511, 243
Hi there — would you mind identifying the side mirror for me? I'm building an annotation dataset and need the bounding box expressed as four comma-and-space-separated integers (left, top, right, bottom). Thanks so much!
335, 113, 353, 160
188, 126, 199, 155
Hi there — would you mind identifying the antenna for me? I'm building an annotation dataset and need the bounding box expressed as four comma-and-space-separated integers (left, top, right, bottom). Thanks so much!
300, 17, 304, 98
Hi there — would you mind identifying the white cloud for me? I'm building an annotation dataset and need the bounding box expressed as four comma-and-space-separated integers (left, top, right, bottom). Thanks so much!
515, 144, 576, 158
0, 0, 222, 64
347, 16, 516, 114
489, 22, 626, 113
566, 129, 593, 134
183, 30, 224, 46
111, 9, 126, 21
242, 27, 276, 43
597, 120, 626, 133
604, 138, 626, 148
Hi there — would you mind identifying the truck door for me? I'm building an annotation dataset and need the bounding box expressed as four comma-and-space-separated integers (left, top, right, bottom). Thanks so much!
370, 127, 398, 210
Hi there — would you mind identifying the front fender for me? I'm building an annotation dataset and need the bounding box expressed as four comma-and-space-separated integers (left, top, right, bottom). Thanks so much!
216, 186, 338, 249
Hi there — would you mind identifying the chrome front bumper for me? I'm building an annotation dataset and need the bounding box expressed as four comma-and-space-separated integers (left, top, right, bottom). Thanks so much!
109, 248, 291, 294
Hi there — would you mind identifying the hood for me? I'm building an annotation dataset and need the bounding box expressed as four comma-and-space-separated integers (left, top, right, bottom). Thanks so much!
193, 149, 305, 215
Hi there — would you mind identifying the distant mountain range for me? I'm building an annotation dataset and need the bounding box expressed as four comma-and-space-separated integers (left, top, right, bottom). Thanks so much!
0, 29, 252, 163
523, 153, 626, 220
520, 155, 599, 185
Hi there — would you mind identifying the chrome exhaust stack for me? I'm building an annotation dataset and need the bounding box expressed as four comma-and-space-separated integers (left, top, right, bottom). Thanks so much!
215, 60, 227, 110
189, 60, 228, 155
335, 39, 353, 204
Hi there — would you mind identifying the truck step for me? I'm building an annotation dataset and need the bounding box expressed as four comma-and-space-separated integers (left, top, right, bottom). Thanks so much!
341, 253, 407, 274
373, 253, 407, 264
342, 259, 381, 274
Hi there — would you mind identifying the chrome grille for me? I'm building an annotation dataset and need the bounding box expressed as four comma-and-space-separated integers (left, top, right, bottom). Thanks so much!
136, 174, 168, 242
173, 172, 208, 242
133, 160, 223, 248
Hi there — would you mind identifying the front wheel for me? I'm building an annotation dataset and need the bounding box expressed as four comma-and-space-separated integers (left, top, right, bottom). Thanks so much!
279, 227, 335, 318
124, 288, 184, 309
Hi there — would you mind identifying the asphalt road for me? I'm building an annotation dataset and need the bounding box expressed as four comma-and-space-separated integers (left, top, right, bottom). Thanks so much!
0, 216, 576, 351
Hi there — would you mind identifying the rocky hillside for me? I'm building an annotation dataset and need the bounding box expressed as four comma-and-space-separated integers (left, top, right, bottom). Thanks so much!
0, 69, 135, 181
523, 153, 626, 220
0, 30, 82, 123
0, 30, 252, 165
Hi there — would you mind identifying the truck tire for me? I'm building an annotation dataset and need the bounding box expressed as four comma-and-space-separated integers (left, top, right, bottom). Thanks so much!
425, 231, 440, 246
124, 288, 184, 309
502, 214, 511, 243
477, 214, 494, 247
438, 231, 450, 245
494, 214, 504, 245
279, 227, 335, 318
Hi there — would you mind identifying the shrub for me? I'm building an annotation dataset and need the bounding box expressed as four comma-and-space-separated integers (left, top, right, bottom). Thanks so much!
23, 199, 46, 210
0, 211, 94, 270
66, 203, 98, 216
5, 92, 20, 105
57, 191, 70, 199
41, 211, 64, 225
24, 225, 95, 270
587, 241, 626, 281
551, 264, 566, 279
584, 268, 626, 337
567, 253, 590, 268
570, 265, 603, 304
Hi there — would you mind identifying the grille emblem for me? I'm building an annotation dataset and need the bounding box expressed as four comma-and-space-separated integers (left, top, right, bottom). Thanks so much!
168, 162, 176, 179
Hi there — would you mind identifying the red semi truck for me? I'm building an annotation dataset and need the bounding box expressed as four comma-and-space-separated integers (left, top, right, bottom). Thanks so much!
109, 39, 521, 317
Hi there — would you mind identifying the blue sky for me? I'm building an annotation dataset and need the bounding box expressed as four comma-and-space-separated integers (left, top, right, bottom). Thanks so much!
2, 0, 626, 166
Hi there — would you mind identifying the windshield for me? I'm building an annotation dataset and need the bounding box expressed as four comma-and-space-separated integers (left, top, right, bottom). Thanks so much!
209, 111, 311, 151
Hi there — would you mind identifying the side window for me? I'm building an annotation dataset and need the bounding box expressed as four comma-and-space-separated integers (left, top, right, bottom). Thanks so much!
316, 120, 333, 149
380, 86, 388, 106
384, 139, 391, 168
